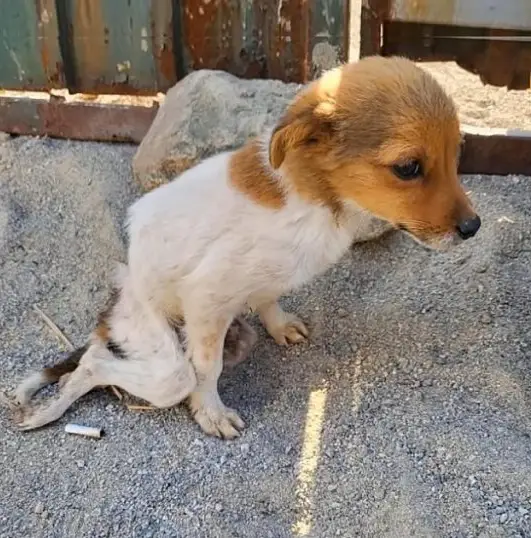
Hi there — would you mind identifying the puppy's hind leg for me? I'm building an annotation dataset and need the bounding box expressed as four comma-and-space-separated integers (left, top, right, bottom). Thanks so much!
12, 345, 88, 406
15, 345, 104, 431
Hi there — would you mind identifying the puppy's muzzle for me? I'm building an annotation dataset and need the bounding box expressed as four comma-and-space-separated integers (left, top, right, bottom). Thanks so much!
456, 215, 481, 240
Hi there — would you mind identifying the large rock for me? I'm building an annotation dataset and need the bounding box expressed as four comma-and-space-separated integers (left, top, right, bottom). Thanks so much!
133, 69, 301, 192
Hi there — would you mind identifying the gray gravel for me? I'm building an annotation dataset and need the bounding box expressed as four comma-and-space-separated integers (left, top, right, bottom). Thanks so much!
1, 135, 531, 538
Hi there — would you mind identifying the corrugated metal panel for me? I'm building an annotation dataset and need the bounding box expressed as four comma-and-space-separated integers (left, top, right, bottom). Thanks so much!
389, 0, 531, 31
311, 0, 348, 76
0, 0, 347, 94
0, 0, 64, 90
63, 0, 176, 94
180, 0, 347, 83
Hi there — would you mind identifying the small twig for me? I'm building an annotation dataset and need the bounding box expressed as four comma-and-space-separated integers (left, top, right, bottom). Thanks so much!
32, 304, 74, 351
33, 304, 123, 399
110, 385, 123, 401
126, 404, 156, 412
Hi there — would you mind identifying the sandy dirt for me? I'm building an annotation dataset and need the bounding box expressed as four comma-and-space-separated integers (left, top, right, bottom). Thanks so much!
0, 65, 531, 538
421, 62, 531, 131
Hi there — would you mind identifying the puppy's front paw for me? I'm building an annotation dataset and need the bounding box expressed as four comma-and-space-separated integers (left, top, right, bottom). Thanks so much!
188, 393, 245, 440
268, 314, 309, 346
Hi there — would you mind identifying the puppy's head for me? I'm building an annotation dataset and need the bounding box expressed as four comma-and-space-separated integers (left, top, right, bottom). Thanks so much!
269, 55, 480, 249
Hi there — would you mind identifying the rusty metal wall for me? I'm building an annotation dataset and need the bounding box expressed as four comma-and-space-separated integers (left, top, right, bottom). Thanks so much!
388, 0, 531, 31
0, 0, 348, 95
0, 0, 64, 91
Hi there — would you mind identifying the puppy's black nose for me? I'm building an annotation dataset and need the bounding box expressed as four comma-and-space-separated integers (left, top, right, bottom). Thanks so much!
456, 215, 481, 239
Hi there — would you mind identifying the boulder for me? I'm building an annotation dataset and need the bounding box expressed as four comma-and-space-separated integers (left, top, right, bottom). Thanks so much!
133, 69, 301, 192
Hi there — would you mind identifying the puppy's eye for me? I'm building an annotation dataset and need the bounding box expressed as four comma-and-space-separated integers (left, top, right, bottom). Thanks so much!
392, 160, 422, 180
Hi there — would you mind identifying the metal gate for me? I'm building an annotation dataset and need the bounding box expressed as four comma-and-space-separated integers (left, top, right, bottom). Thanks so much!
0, 0, 349, 95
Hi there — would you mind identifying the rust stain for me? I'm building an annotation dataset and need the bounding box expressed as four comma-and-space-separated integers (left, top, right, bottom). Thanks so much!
260, 0, 310, 82
181, 0, 243, 75
156, 41, 176, 83
462, 29, 531, 90
71, 0, 108, 92
181, 0, 219, 69
80, 81, 159, 96
149, 1, 177, 88
0, 97, 157, 142
360, 0, 391, 57
35, 0, 64, 88
393, 0, 456, 24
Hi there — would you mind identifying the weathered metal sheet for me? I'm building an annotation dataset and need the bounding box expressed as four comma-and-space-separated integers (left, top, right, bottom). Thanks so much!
180, 0, 347, 83
1, 96, 530, 177
63, 0, 176, 94
358, 0, 390, 57
389, 0, 531, 32
0, 0, 64, 90
0, 96, 158, 142
460, 126, 531, 176
311, 0, 347, 76
383, 22, 531, 90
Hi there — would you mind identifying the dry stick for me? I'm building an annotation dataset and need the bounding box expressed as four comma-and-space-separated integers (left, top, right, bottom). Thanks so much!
32, 304, 124, 401
110, 385, 123, 401
32, 304, 74, 351
126, 404, 156, 412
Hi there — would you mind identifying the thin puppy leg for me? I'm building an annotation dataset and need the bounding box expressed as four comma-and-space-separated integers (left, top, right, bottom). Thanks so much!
186, 315, 244, 439
253, 299, 309, 346
13, 345, 87, 406
14, 347, 104, 431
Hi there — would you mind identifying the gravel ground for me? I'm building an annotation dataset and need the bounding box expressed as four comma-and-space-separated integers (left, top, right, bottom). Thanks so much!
1, 134, 531, 538
1, 62, 531, 537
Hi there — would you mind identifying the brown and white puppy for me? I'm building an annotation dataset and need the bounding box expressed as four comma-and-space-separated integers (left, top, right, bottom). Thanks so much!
6, 56, 480, 439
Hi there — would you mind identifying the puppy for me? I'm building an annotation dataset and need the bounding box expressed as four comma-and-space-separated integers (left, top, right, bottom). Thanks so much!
7, 56, 480, 439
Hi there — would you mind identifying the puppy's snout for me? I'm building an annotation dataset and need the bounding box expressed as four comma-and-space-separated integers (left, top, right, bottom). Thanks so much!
456, 215, 481, 240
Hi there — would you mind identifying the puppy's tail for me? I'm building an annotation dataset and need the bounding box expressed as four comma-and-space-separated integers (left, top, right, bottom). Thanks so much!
11, 344, 88, 406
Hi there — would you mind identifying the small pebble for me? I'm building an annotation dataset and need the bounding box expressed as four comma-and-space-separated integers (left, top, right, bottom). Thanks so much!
499, 513, 508, 524
34, 502, 44, 515
479, 313, 492, 325
76, 460, 85, 469
215, 503, 223, 513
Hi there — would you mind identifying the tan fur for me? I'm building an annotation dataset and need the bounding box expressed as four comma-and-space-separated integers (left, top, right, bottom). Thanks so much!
7, 56, 480, 439
268, 56, 475, 242
229, 139, 285, 209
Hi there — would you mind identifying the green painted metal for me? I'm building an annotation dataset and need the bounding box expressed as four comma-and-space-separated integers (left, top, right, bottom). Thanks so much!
311, 0, 347, 76
64, 0, 175, 94
0, 0, 63, 90
0, 0, 348, 94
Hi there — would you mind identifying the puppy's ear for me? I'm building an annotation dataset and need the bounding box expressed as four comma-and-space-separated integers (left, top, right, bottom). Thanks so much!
269, 97, 336, 170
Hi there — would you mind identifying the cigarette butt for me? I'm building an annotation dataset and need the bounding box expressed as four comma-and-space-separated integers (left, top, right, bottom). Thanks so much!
65, 423, 104, 439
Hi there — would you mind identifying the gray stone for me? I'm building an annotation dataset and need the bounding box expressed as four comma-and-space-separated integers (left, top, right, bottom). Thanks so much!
133, 69, 301, 192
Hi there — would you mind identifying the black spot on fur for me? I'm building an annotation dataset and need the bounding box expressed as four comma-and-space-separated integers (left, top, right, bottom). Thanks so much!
106, 339, 127, 359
